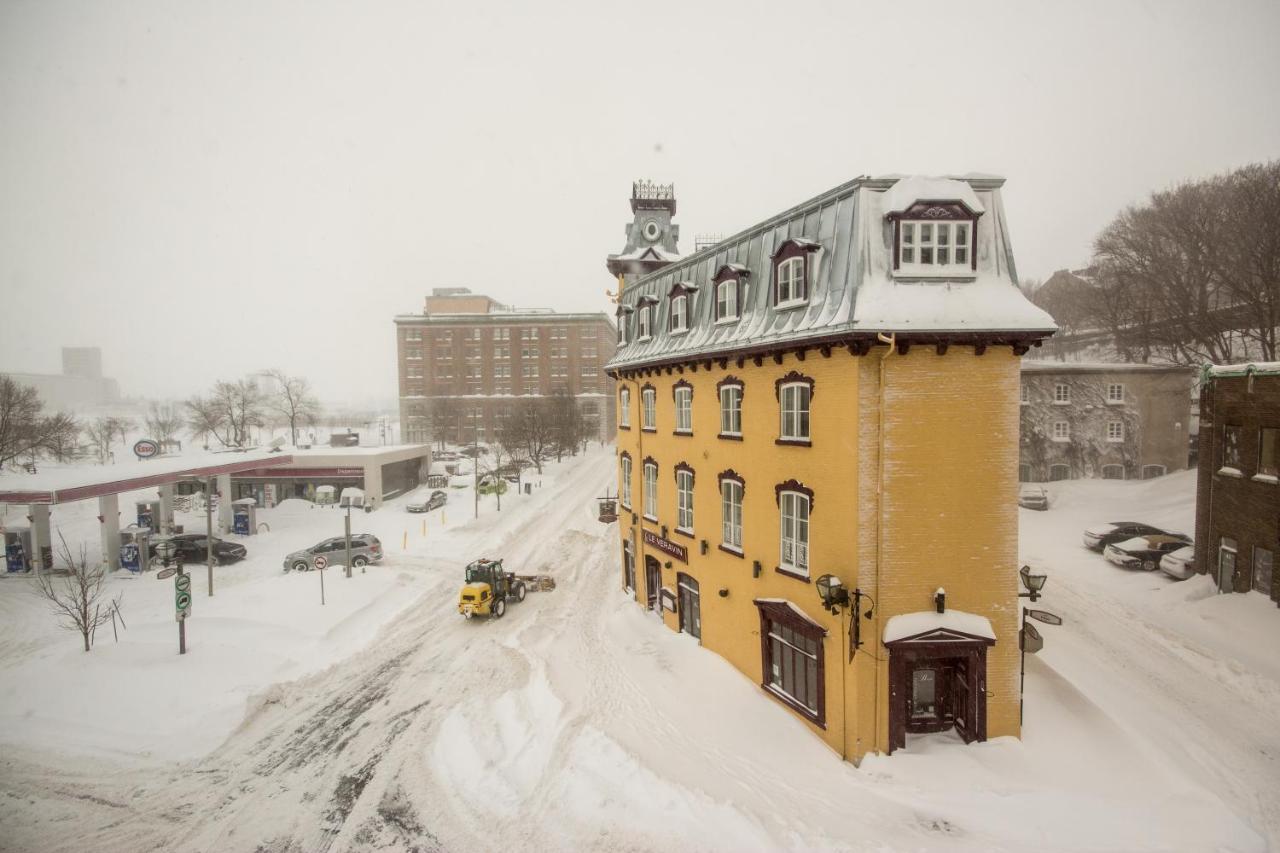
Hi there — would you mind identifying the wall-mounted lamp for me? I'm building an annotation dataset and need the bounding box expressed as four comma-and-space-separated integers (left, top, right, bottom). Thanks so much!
700, 540, 708, 555
718, 587, 729, 598
664, 560, 672, 569
815, 573, 876, 660
752, 560, 762, 578
661, 525, 668, 539
934, 588, 946, 613
631, 512, 638, 524
1019, 564, 1047, 602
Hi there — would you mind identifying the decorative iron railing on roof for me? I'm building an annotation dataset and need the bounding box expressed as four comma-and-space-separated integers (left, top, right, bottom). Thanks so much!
633, 180, 674, 201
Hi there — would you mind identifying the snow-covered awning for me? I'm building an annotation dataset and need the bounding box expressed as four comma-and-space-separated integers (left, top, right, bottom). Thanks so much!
754, 598, 826, 632
880, 176, 986, 217
883, 610, 996, 644
1204, 361, 1280, 379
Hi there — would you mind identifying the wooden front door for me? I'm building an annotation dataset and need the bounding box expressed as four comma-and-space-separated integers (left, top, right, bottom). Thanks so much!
887, 632, 993, 753
644, 556, 661, 613
677, 572, 700, 640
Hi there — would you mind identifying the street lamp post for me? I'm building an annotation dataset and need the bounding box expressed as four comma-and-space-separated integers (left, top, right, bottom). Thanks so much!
1018, 564, 1049, 725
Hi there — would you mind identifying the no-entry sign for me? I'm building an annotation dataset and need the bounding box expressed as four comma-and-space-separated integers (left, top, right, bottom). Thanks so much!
313, 555, 328, 570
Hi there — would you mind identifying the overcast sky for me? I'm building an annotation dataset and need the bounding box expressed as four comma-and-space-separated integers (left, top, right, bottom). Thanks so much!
2, 0, 1277, 405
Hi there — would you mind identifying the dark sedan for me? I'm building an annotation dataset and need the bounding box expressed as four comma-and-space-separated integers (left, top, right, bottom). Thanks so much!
149, 534, 247, 566
407, 490, 448, 513
1081, 521, 1169, 552
1104, 534, 1193, 571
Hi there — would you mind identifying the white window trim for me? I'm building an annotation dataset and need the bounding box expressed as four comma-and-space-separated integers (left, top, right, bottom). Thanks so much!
775, 257, 807, 308
638, 306, 652, 341
1019, 385, 1029, 405
1053, 384, 1070, 405
1051, 421, 1070, 442
896, 220, 974, 277
641, 389, 657, 431
716, 280, 739, 322
674, 387, 693, 434
670, 295, 689, 334
643, 463, 658, 521
1106, 383, 1125, 405
721, 480, 743, 550
779, 382, 812, 442
619, 389, 631, 427
719, 385, 743, 436
676, 470, 694, 533
620, 457, 632, 508
1106, 421, 1124, 442
778, 491, 810, 578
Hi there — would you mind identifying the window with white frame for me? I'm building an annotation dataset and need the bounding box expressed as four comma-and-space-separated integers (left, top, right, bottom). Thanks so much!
405, 348, 422, 360
582, 346, 598, 359
580, 364, 597, 378
1107, 383, 1124, 403
494, 346, 509, 360
404, 328, 422, 341
551, 327, 567, 340
670, 294, 689, 333
674, 385, 692, 433
641, 387, 656, 431
643, 461, 658, 519
620, 455, 632, 507
1019, 384, 1029, 405
550, 364, 568, 379
436, 347, 452, 360
779, 491, 810, 576
619, 388, 631, 427
776, 257, 806, 306
638, 305, 652, 340
520, 328, 538, 340
1052, 420, 1069, 441
618, 317, 628, 346
521, 346, 538, 359
1107, 420, 1124, 442
716, 279, 738, 321
522, 364, 538, 379
406, 365, 424, 379
494, 364, 511, 379
779, 382, 811, 441
721, 478, 743, 550
493, 328, 510, 341
550, 347, 567, 359
676, 467, 694, 531
719, 383, 742, 436
898, 221, 971, 271
434, 365, 451, 379
1054, 384, 1070, 404
581, 327, 596, 339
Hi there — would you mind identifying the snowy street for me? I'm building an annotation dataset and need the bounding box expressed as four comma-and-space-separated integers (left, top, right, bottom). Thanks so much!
0, 452, 1274, 851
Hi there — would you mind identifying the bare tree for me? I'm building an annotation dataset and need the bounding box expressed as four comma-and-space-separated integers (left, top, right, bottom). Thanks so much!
0, 376, 80, 469
264, 369, 321, 445
36, 533, 120, 652
144, 403, 184, 447
500, 398, 555, 474
185, 377, 268, 447
84, 417, 121, 464
184, 395, 226, 448
547, 388, 586, 462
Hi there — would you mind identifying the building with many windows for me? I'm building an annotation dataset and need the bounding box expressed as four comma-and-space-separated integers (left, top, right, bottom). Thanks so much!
1194, 362, 1279, 604
1018, 362, 1194, 481
395, 288, 616, 446
605, 174, 1056, 762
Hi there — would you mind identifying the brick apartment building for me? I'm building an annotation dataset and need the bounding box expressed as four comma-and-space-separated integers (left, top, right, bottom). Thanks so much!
395, 288, 616, 446
1019, 362, 1194, 481
1194, 361, 1278, 604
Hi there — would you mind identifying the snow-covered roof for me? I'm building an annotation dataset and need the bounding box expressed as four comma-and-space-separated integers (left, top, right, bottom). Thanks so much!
754, 598, 827, 632
1022, 361, 1194, 374
605, 174, 1054, 372
1204, 361, 1280, 379
879, 176, 985, 216
611, 245, 682, 263
883, 610, 996, 644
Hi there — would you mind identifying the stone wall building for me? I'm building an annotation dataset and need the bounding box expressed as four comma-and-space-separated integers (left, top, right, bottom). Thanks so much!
1194, 362, 1279, 603
1018, 362, 1194, 481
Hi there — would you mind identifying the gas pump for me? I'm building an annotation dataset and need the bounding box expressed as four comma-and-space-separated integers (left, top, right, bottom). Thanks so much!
4, 528, 32, 572
119, 524, 151, 573
136, 499, 161, 530
231, 498, 258, 536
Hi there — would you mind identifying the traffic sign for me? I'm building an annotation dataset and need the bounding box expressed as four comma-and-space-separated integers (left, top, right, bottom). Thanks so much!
313, 555, 328, 570
175, 574, 191, 593
156, 567, 176, 580
1027, 609, 1063, 626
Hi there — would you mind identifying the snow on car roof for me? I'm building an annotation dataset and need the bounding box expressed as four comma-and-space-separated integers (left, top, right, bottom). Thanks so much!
1111, 537, 1153, 552
1085, 522, 1122, 535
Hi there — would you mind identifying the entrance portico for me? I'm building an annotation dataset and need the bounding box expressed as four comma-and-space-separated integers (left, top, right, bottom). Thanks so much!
884, 611, 996, 752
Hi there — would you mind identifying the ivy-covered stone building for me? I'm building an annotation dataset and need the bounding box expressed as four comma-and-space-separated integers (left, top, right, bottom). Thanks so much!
1018, 362, 1194, 481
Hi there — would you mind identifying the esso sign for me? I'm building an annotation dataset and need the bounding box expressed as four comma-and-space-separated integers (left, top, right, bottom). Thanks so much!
134, 439, 160, 459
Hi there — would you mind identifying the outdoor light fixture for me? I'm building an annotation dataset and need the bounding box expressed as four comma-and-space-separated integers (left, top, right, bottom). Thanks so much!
1019, 564, 1047, 601
815, 573, 876, 660
934, 588, 946, 613
718, 587, 729, 598
661, 525, 668, 539
700, 540, 708, 555
752, 560, 762, 578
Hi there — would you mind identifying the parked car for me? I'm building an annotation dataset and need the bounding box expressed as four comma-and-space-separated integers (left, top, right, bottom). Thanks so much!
1104, 534, 1193, 571
283, 534, 384, 572
1081, 521, 1170, 552
407, 490, 448, 513
150, 534, 247, 566
1159, 545, 1197, 580
1018, 486, 1049, 511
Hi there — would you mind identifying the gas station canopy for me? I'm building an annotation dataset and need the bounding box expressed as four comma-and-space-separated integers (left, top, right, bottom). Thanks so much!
0, 452, 296, 505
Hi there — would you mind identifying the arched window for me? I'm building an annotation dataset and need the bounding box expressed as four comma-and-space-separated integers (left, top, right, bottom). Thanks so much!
643, 457, 658, 520
1101, 464, 1125, 480
1142, 464, 1167, 479
641, 384, 657, 432
673, 380, 693, 434
675, 462, 695, 533
775, 479, 814, 579
719, 470, 745, 554
1048, 463, 1071, 482
618, 387, 631, 428
771, 240, 819, 307
718, 375, 743, 438
619, 452, 633, 508
776, 371, 815, 444
712, 264, 748, 322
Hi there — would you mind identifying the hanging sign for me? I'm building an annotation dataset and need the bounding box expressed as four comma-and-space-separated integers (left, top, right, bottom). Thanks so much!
1027, 609, 1063, 626
643, 530, 687, 563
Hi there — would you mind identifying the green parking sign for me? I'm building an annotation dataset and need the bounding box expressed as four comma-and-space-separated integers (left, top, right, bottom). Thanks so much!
175, 572, 192, 620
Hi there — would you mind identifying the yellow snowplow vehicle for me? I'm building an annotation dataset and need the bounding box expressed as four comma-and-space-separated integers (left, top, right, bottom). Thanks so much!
458, 558, 527, 619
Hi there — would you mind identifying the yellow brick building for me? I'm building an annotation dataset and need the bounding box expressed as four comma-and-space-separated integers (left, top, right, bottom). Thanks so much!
604, 175, 1055, 762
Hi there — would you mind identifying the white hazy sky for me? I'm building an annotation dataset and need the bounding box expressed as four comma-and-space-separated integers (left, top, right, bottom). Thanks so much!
2, 0, 1278, 405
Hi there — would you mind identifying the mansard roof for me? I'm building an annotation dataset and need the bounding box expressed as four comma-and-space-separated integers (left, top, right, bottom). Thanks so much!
605, 174, 1055, 372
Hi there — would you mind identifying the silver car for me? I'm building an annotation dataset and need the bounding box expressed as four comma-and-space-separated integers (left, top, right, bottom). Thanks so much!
1159, 545, 1197, 580
283, 534, 384, 572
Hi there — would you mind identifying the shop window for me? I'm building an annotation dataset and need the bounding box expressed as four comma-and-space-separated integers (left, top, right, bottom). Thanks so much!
756, 599, 825, 726
1254, 547, 1274, 596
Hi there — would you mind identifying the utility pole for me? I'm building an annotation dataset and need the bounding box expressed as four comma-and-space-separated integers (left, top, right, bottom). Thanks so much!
344, 503, 353, 579
473, 417, 480, 520
205, 475, 215, 596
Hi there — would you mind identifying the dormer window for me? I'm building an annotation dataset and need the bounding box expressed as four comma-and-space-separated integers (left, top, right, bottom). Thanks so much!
712, 264, 747, 323
899, 221, 971, 270
670, 295, 688, 332
770, 239, 820, 309
637, 301, 654, 340
616, 305, 632, 346
885, 192, 982, 277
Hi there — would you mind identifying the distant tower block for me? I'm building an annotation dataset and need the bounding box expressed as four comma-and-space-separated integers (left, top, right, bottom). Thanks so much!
606, 180, 682, 287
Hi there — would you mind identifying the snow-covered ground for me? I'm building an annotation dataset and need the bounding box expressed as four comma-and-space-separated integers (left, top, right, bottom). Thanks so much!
0, 457, 1276, 851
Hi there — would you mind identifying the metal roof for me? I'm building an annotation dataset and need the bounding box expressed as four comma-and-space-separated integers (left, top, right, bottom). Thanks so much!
605, 174, 1056, 372
0, 452, 296, 505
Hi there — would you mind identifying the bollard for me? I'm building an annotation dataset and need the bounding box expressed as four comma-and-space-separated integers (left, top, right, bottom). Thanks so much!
402, 530, 407, 550
422, 519, 426, 536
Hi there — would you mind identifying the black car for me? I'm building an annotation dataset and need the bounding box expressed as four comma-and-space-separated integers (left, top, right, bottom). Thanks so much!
407, 490, 448, 513
1081, 521, 1170, 552
150, 534, 247, 565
